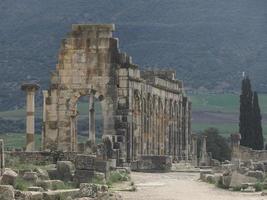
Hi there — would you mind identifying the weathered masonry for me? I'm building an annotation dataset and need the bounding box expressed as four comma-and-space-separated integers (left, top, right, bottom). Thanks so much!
42, 24, 194, 163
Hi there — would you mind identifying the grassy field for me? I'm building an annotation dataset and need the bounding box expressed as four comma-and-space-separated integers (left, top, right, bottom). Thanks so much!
0, 133, 90, 150
190, 93, 267, 114
190, 93, 267, 137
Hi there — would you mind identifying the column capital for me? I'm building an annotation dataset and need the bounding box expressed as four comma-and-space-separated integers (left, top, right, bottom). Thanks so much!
21, 83, 40, 92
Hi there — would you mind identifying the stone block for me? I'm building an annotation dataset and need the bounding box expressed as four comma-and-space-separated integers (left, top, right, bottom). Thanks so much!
0, 185, 15, 200
108, 159, 117, 169
247, 170, 264, 181
94, 160, 110, 178
23, 172, 38, 184
56, 161, 74, 181
27, 186, 44, 192
222, 175, 231, 188
73, 170, 94, 184
230, 171, 257, 188
79, 183, 98, 198
34, 168, 49, 180
43, 189, 79, 200
36, 180, 64, 191
75, 155, 95, 170
47, 169, 59, 180
135, 155, 172, 172
14, 191, 43, 200
1, 168, 18, 186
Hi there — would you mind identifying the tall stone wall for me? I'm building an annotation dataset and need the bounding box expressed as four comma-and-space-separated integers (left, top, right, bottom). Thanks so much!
43, 24, 193, 164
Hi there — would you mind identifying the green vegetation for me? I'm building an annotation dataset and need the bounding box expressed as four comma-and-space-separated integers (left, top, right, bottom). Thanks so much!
200, 128, 231, 161
190, 93, 267, 114
190, 93, 240, 113
254, 182, 264, 192
15, 177, 32, 191
0, 132, 88, 150
239, 77, 264, 149
190, 93, 267, 138
0, 133, 42, 150
107, 171, 130, 187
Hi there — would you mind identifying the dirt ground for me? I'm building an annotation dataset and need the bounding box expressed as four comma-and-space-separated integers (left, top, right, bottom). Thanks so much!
119, 172, 265, 200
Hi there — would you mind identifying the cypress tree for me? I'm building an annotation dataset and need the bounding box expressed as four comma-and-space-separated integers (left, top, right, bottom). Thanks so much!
252, 92, 264, 150
239, 77, 253, 147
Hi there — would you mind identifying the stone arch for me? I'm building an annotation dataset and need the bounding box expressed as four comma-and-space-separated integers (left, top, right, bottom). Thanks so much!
43, 24, 118, 152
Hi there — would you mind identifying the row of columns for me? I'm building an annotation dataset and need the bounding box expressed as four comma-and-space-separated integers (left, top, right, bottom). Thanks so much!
132, 93, 191, 161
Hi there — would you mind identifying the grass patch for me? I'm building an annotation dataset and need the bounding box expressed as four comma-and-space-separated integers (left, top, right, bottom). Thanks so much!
107, 171, 130, 187
0, 132, 91, 149
254, 182, 263, 192
15, 177, 32, 191
0, 133, 42, 150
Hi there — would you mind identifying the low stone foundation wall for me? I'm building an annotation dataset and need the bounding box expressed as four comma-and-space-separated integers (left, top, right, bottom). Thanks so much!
232, 146, 267, 162
5, 151, 78, 164
131, 155, 172, 172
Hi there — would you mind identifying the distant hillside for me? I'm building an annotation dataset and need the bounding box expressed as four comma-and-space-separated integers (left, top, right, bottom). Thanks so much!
1, 0, 267, 110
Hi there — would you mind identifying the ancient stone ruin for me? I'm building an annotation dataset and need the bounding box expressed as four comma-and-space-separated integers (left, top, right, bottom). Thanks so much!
0, 25, 199, 198
36, 24, 195, 165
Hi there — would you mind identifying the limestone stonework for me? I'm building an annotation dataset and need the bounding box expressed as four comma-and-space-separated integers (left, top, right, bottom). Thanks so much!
21, 83, 39, 151
42, 24, 194, 164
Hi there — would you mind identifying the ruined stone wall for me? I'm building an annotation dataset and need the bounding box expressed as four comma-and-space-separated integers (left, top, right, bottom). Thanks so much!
115, 67, 192, 162
5, 151, 79, 164
231, 133, 267, 162
43, 24, 193, 164
232, 146, 267, 162
43, 25, 120, 152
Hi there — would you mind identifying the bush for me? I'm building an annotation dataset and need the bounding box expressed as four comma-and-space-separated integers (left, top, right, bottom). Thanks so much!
200, 128, 231, 161
254, 183, 263, 192
107, 171, 130, 186
15, 177, 32, 191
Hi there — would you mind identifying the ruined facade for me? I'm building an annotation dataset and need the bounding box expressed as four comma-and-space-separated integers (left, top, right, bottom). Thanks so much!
42, 24, 194, 163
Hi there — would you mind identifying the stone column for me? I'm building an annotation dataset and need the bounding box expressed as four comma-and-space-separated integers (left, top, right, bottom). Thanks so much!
191, 134, 198, 166
0, 139, 4, 176
184, 98, 189, 161
42, 90, 48, 150
231, 133, 241, 161
89, 94, 96, 143
200, 135, 208, 165
21, 83, 39, 152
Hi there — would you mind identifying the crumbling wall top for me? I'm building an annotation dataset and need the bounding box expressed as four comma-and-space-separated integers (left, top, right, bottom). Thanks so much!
72, 24, 115, 32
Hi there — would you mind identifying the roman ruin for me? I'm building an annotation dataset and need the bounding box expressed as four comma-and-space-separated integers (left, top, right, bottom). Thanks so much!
39, 24, 195, 164
21, 83, 40, 151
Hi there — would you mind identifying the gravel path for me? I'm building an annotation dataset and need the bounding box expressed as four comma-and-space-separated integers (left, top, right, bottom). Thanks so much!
119, 172, 265, 200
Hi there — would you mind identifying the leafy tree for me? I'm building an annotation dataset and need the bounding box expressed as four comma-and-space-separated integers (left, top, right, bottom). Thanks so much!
239, 77, 253, 147
202, 128, 231, 162
252, 92, 264, 150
